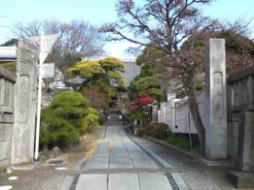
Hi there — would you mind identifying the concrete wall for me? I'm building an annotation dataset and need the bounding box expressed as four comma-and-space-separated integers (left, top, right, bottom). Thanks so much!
158, 91, 207, 134
0, 67, 16, 168
227, 67, 254, 167
0, 40, 38, 169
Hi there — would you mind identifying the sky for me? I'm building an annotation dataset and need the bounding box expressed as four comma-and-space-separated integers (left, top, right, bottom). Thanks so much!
0, 0, 254, 60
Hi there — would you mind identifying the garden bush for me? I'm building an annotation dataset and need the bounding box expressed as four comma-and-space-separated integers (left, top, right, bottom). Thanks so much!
137, 122, 170, 139
136, 124, 153, 136
81, 107, 99, 134
167, 135, 191, 151
152, 123, 171, 139
41, 91, 99, 149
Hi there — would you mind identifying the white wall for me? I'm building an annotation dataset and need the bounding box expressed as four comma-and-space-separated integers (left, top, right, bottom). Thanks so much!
158, 91, 208, 134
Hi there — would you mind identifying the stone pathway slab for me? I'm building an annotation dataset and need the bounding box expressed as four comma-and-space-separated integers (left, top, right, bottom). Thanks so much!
108, 173, 140, 190
139, 173, 173, 190
76, 174, 107, 190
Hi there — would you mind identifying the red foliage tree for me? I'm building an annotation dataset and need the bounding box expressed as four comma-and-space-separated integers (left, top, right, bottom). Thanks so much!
137, 96, 154, 107
83, 87, 109, 111
129, 96, 155, 112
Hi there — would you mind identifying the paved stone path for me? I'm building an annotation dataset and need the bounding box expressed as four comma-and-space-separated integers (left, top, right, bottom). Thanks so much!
0, 125, 235, 190
71, 125, 188, 190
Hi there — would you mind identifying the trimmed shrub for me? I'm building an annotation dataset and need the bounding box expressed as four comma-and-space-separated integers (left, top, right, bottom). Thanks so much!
41, 91, 99, 149
136, 122, 170, 139
151, 123, 171, 139
81, 107, 99, 134
136, 124, 153, 136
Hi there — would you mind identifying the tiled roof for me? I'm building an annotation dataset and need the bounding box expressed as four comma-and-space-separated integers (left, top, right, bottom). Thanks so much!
121, 61, 140, 86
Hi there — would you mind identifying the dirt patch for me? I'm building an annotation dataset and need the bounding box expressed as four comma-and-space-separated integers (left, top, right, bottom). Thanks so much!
59, 133, 100, 167
82, 134, 100, 159
80, 134, 100, 151
34, 132, 101, 169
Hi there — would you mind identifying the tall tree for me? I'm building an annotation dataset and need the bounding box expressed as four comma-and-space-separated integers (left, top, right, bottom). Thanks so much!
12, 20, 104, 68
182, 29, 254, 73
68, 57, 126, 114
101, 0, 221, 154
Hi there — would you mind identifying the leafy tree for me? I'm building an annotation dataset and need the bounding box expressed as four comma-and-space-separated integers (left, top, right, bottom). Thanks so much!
100, 0, 231, 154
129, 95, 155, 122
128, 45, 167, 123
129, 45, 167, 107
99, 57, 125, 72
83, 87, 110, 112
69, 60, 104, 78
135, 45, 176, 90
128, 75, 165, 122
129, 76, 165, 102
129, 105, 152, 122
182, 30, 254, 73
128, 59, 166, 122
41, 91, 99, 149
68, 57, 125, 115
69, 57, 125, 83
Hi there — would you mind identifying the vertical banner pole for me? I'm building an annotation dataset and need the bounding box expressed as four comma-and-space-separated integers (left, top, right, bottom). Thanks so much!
34, 32, 44, 160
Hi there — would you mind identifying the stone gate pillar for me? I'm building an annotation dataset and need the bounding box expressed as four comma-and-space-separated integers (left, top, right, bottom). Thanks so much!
204, 39, 227, 159
11, 40, 38, 164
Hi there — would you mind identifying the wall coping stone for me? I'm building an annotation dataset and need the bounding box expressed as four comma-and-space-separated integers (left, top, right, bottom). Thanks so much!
0, 67, 16, 82
228, 67, 254, 83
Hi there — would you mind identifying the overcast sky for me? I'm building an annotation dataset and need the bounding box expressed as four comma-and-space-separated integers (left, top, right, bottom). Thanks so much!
0, 0, 254, 60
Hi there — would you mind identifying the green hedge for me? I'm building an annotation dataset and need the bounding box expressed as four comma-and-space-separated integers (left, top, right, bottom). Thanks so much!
41, 91, 99, 149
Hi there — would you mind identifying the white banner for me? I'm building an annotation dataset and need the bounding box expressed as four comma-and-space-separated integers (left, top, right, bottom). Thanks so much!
42, 63, 55, 79
31, 34, 59, 64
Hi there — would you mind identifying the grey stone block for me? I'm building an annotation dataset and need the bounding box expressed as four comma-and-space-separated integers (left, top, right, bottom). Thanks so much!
0, 141, 10, 161
0, 124, 12, 141
227, 171, 254, 189
200, 158, 234, 167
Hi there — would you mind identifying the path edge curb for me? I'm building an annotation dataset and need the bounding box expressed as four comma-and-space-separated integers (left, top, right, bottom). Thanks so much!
142, 136, 200, 160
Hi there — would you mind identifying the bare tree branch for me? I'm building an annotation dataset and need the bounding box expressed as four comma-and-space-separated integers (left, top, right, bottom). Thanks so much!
11, 20, 105, 68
